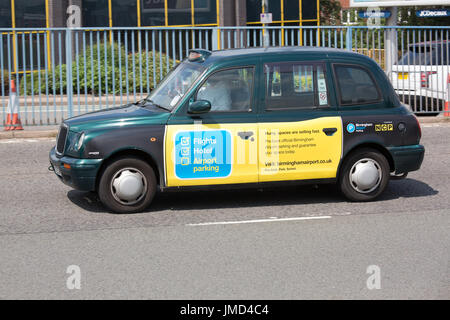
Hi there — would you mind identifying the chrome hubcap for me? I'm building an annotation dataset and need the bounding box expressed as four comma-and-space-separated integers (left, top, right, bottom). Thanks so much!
349, 158, 382, 194
111, 168, 147, 205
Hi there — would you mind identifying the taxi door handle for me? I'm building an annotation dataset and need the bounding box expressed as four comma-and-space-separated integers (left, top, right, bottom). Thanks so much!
238, 131, 254, 141
323, 127, 337, 136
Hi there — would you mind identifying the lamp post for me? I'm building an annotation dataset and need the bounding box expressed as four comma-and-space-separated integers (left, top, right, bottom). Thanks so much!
385, 6, 398, 77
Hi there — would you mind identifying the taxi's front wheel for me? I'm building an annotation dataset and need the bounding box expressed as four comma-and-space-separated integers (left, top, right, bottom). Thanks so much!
98, 156, 157, 213
339, 148, 390, 202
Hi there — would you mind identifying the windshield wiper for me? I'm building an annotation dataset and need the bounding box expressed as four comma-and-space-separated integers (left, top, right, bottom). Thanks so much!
134, 98, 170, 112
146, 99, 171, 112
133, 98, 148, 106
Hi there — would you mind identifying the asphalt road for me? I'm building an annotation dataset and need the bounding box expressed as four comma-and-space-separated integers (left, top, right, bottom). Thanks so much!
0, 124, 449, 299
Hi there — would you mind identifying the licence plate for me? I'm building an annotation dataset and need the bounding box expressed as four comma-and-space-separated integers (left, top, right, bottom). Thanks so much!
398, 72, 408, 80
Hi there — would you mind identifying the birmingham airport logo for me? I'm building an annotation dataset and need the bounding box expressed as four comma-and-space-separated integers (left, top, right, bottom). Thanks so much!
347, 123, 356, 133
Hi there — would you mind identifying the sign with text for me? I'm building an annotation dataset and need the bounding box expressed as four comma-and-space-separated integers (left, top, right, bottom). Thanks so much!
260, 13, 273, 24
174, 130, 232, 180
358, 10, 391, 18
416, 9, 450, 18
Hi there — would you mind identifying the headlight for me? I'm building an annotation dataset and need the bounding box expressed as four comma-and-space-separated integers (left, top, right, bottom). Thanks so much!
75, 132, 85, 151
66, 131, 85, 154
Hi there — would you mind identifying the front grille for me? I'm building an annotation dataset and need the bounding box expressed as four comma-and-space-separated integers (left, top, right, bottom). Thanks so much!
56, 124, 68, 155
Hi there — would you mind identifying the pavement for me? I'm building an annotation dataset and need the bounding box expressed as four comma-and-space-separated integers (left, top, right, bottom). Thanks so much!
0, 125, 58, 139
0, 123, 448, 299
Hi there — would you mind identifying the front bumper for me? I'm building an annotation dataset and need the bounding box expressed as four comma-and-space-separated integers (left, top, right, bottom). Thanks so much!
387, 144, 425, 174
49, 147, 103, 191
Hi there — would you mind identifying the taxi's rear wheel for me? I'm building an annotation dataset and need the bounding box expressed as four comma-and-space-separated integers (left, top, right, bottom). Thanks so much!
339, 148, 390, 202
98, 156, 156, 213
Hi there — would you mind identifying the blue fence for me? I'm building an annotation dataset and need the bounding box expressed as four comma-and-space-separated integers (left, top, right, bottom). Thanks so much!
1, 25, 449, 125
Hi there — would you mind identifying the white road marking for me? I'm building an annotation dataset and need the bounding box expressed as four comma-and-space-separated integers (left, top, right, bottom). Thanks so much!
187, 216, 331, 227
334, 211, 352, 216
0, 138, 53, 144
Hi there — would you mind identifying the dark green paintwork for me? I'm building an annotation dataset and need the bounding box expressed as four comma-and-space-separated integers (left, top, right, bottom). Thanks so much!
387, 145, 425, 174
49, 47, 424, 192
187, 100, 211, 114
49, 147, 102, 191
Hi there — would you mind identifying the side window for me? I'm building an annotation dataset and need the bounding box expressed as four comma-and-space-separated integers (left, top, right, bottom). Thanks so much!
334, 65, 381, 105
196, 67, 254, 112
264, 62, 329, 109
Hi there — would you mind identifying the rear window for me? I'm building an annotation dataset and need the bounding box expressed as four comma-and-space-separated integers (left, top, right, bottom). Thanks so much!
397, 45, 449, 65
334, 65, 381, 106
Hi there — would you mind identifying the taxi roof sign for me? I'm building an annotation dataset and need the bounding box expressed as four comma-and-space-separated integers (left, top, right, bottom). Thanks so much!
188, 49, 211, 62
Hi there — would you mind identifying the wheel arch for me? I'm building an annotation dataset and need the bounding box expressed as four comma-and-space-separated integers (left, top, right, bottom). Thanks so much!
95, 148, 162, 192
338, 143, 395, 180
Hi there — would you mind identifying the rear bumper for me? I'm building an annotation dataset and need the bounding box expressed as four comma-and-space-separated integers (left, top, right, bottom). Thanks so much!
49, 147, 103, 191
387, 144, 425, 174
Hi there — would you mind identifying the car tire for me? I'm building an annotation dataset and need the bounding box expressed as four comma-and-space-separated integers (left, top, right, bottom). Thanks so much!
98, 156, 157, 213
339, 148, 390, 202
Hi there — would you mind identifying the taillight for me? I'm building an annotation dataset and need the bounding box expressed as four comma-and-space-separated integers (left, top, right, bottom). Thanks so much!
420, 71, 437, 88
414, 115, 422, 140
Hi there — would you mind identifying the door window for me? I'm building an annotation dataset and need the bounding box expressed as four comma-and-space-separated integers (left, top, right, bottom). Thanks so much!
264, 62, 329, 109
196, 67, 254, 112
334, 64, 381, 105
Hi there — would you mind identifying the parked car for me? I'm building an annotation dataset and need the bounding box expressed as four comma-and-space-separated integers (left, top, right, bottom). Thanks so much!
391, 40, 449, 113
49, 47, 425, 213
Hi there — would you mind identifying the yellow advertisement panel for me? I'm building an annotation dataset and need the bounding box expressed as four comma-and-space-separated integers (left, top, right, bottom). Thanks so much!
259, 117, 343, 182
165, 123, 258, 187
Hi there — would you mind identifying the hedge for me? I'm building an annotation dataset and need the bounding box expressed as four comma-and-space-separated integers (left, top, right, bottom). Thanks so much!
19, 43, 174, 96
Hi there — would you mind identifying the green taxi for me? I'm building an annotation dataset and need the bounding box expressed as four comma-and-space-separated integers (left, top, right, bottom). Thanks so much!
49, 47, 425, 213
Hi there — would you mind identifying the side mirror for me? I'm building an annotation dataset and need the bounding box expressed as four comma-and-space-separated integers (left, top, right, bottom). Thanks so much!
188, 100, 211, 114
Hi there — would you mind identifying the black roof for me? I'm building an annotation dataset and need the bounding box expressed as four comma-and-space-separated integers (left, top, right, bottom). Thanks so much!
194, 46, 368, 66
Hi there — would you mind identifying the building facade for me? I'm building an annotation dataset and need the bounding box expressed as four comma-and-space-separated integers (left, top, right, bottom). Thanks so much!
0, 0, 319, 29
0, 0, 320, 74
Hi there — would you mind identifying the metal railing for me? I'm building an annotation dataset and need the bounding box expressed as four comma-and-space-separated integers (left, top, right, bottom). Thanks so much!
1, 25, 449, 126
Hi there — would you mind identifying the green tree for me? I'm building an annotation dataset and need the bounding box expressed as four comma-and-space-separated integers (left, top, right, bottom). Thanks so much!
320, 0, 342, 25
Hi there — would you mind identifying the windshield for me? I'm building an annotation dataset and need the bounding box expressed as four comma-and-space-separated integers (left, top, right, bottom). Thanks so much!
147, 62, 206, 111
397, 45, 448, 65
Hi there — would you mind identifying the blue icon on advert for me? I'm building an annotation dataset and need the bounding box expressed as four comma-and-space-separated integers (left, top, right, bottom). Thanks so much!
347, 123, 355, 133
174, 130, 232, 179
